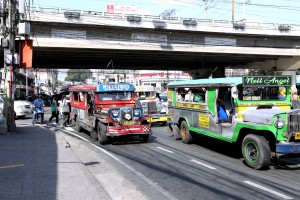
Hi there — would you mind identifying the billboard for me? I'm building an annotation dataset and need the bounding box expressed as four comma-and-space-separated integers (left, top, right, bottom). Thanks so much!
107, 4, 138, 14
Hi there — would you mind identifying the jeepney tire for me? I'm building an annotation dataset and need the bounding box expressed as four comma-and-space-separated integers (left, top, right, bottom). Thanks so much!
98, 123, 108, 145
141, 134, 149, 143
180, 121, 193, 144
160, 122, 167, 126
242, 134, 271, 170
75, 118, 82, 132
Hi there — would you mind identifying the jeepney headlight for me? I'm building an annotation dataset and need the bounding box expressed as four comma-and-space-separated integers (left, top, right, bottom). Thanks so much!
274, 116, 285, 129
111, 109, 119, 117
134, 109, 141, 117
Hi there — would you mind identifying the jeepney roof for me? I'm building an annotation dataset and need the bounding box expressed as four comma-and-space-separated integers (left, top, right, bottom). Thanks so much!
167, 77, 243, 88
69, 85, 97, 92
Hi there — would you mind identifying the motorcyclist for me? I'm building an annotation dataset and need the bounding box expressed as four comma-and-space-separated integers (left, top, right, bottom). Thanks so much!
32, 95, 45, 124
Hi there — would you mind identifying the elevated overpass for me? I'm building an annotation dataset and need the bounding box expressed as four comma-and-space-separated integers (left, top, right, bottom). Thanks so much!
8, 7, 300, 77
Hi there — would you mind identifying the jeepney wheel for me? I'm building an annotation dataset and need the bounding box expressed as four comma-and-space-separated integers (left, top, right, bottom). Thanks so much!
140, 134, 149, 143
242, 134, 271, 169
180, 121, 193, 144
160, 122, 167, 126
97, 123, 108, 145
74, 117, 82, 132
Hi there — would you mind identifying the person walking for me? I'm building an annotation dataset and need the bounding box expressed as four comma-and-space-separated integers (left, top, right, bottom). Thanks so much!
48, 96, 59, 125
62, 95, 70, 127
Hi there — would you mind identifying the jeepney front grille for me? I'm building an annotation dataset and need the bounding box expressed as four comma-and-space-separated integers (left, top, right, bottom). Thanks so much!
288, 110, 300, 134
120, 107, 133, 122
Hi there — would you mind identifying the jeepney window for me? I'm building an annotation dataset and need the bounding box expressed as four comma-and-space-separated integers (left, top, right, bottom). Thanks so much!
191, 87, 206, 103
79, 92, 84, 102
237, 86, 286, 101
73, 92, 79, 102
176, 88, 187, 102
98, 91, 132, 101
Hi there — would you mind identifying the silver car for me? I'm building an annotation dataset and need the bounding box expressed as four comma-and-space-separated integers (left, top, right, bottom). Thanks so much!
14, 100, 33, 119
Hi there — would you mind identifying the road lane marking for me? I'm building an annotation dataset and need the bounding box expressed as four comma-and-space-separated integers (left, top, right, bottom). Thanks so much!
0, 164, 24, 169
61, 129, 89, 142
243, 181, 293, 200
156, 147, 174, 153
61, 128, 179, 200
190, 159, 217, 170
91, 144, 179, 200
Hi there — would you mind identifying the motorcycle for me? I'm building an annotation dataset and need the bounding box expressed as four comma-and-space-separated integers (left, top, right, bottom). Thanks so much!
34, 107, 44, 124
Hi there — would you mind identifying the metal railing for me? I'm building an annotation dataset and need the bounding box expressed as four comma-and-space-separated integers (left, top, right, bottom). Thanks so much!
24, 6, 300, 31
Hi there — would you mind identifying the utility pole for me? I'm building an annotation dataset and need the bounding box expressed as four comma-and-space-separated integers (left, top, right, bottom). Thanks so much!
1, 0, 18, 132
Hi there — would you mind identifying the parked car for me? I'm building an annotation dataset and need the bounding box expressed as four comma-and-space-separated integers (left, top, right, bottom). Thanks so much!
14, 100, 33, 119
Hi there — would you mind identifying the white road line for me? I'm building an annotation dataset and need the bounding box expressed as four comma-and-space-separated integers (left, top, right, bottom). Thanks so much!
190, 159, 217, 170
64, 127, 75, 132
61, 129, 89, 142
60, 129, 179, 200
156, 147, 174, 154
243, 181, 293, 200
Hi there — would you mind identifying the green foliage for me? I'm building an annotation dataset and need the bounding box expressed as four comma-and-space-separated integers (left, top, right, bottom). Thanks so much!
65, 69, 91, 82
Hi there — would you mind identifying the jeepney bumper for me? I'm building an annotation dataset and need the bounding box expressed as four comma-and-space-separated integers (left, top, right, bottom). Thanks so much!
276, 142, 300, 154
107, 125, 151, 136
147, 114, 169, 123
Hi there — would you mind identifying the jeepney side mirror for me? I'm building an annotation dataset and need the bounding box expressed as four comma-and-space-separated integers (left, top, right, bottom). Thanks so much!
148, 101, 157, 114
231, 86, 238, 99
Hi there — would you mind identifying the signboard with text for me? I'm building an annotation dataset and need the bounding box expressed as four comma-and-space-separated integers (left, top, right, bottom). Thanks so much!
106, 4, 138, 14
243, 76, 292, 87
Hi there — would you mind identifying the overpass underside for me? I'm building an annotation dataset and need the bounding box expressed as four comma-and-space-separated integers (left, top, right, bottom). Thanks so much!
31, 46, 288, 71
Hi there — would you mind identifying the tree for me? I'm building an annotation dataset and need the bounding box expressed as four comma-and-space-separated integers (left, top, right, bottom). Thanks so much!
65, 69, 91, 83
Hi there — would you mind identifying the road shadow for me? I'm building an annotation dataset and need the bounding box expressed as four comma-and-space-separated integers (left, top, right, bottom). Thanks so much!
0, 125, 58, 200
191, 133, 242, 159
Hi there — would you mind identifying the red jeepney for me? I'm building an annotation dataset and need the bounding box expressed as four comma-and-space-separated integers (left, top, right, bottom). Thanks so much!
69, 83, 151, 144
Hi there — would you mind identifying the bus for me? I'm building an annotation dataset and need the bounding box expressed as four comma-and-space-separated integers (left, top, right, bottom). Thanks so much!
167, 76, 300, 169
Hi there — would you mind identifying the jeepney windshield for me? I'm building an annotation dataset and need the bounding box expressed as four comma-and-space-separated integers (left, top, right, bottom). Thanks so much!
237, 86, 286, 101
135, 91, 154, 98
98, 91, 132, 101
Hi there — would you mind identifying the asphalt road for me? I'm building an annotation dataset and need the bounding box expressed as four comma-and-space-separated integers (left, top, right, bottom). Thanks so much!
15, 116, 300, 200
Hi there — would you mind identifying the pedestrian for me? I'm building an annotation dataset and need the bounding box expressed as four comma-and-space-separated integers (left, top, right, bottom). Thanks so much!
48, 96, 59, 125
62, 95, 70, 127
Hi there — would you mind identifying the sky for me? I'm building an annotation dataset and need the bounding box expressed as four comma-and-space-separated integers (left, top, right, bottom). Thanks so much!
32, 0, 300, 24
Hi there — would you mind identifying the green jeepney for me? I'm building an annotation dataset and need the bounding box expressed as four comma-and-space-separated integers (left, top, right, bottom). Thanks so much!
167, 76, 300, 169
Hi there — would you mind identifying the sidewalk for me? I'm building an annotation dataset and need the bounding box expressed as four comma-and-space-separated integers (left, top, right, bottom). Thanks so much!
0, 122, 110, 200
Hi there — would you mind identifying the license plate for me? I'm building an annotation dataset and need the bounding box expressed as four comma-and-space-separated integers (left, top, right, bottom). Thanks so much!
295, 132, 300, 140
122, 121, 134, 125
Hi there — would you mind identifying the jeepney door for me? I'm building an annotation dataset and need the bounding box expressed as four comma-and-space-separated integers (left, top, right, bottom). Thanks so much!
87, 92, 94, 124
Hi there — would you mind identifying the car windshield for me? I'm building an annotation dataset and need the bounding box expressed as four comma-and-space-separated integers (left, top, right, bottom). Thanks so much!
238, 86, 287, 101
98, 91, 132, 101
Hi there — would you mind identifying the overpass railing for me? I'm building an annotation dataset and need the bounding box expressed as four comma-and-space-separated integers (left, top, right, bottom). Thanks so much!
25, 6, 300, 31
